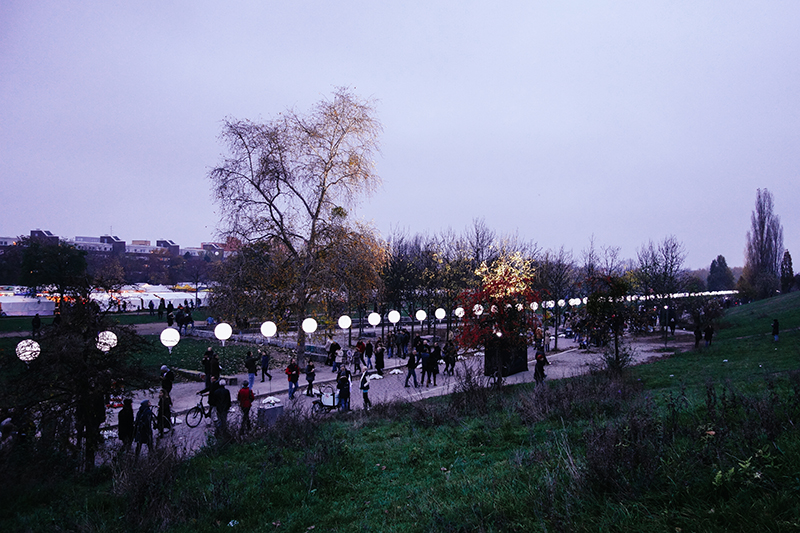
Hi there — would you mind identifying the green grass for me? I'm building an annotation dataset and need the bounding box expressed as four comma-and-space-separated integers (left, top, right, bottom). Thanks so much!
4, 293, 800, 532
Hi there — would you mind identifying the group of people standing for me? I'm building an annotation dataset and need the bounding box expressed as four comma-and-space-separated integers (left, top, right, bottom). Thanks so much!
117, 364, 175, 458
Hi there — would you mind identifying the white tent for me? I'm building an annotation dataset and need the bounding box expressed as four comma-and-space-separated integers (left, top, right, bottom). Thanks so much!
0, 296, 56, 316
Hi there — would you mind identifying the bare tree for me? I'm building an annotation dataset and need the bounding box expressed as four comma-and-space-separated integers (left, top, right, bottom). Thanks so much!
537, 247, 576, 350
209, 88, 383, 360
635, 236, 687, 340
742, 188, 784, 299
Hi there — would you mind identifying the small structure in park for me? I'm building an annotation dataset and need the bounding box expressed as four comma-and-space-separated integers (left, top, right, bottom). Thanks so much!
456, 254, 541, 378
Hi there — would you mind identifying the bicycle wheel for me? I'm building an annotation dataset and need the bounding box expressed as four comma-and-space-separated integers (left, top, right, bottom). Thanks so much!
185, 406, 203, 428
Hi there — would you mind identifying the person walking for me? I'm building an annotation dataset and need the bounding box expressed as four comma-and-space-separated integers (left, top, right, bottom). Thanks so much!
117, 398, 134, 451
244, 351, 258, 389
772, 319, 780, 342
305, 360, 316, 396
157, 298, 165, 320
259, 348, 272, 382
285, 359, 301, 400
360, 370, 372, 410
237, 382, 254, 434
404, 350, 419, 388
134, 399, 154, 458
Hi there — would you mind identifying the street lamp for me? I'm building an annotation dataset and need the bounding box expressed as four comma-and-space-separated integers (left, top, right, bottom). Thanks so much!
160, 327, 180, 354
16, 339, 40, 363
97, 331, 118, 353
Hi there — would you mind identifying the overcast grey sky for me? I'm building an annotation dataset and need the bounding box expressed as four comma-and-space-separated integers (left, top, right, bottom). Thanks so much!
2, 1, 798, 269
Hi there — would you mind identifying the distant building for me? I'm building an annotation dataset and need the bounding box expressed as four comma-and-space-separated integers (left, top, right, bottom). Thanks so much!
156, 240, 180, 256
30, 229, 59, 245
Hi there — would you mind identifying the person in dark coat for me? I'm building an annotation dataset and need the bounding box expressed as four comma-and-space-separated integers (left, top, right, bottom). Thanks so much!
209, 378, 231, 438
305, 361, 316, 396
694, 327, 703, 349
772, 319, 780, 342
360, 370, 372, 410
201, 347, 214, 391
704, 325, 714, 347
160, 365, 175, 394
285, 359, 301, 400
157, 389, 172, 437
404, 350, 418, 388
31, 314, 41, 337
117, 398, 134, 450
534, 350, 547, 385
134, 399, 154, 458
244, 351, 258, 389
336, 367, 352, 411
258, 348, 272, 382
374, 339, 385, 375
428, 342, 441, 386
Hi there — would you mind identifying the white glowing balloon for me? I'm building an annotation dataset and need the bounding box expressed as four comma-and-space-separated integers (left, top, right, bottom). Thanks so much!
387, 310, 400, 324
473, 304, 484, 316
368, 312, 381, 326
97, 331, 118, 352
435, 308, 446, 320
530, 302, 539, 311
260, 321, 277, 337
415, 309, 427, 322
160, 327, 180, 351
338, 315, 352, 329
16, 339, 40, 362
302, 318, 318, 333
454, 307, 465, 318
214, 322, 232, 341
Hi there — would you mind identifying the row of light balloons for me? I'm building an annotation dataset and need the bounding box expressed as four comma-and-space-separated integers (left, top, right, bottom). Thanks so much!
16, 330, 118, 363
155, 299, 591, 354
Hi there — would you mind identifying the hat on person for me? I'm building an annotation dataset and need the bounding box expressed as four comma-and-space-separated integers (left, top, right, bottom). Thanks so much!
141, 399, 150, 406
219, 379, 226, 386
160, 365, 169, 372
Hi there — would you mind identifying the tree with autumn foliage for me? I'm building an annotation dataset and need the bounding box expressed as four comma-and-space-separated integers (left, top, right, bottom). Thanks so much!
456, 254, 541, 377
208, 88, 383, 361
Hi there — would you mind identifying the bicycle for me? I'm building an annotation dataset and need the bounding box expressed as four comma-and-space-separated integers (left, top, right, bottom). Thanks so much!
185, 393, 212, 428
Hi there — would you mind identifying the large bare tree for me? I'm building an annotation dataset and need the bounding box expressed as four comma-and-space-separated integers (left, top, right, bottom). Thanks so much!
209, 88, 383, 359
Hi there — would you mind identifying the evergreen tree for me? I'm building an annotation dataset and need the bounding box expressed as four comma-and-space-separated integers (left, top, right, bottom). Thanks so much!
707, 255, 735, 291
780, 250, 794, 293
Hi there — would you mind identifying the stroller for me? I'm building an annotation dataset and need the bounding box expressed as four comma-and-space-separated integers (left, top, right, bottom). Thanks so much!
311, 383, 338, 415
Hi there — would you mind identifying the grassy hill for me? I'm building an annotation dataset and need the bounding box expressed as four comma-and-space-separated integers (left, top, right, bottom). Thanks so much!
3, 293, 800, 532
